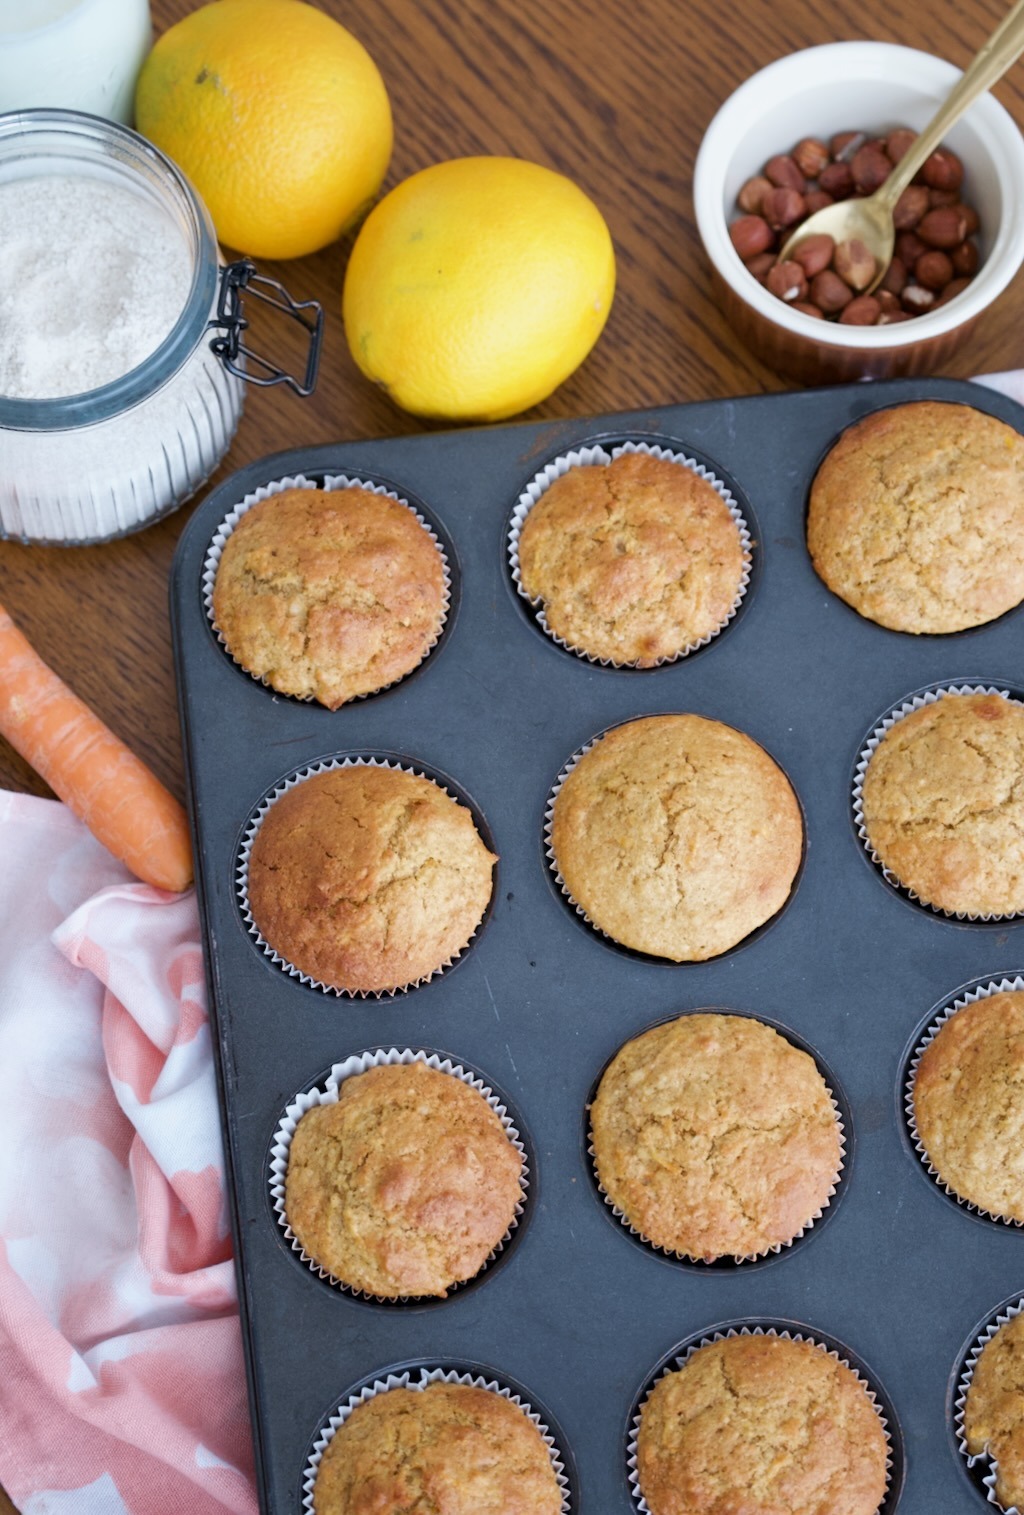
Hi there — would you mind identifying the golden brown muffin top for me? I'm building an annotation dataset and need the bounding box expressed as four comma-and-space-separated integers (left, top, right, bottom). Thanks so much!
517, 452, 746, 665
285, 1062, 523, 1297
965, 1313, 1024, 1512
247, 765, 496, 993
212, 487, 446, 708
913, 992, 1024, 1221
861, 692, 1024, 917
807, 401, 1024, 634
637, 1334, 889, 1515
591, 1014, 841, 1259
550, 714, 802, 961
313, 1382, 563, 1515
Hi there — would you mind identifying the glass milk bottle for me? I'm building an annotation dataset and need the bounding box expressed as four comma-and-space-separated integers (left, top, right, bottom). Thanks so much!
0, 0, 152, 125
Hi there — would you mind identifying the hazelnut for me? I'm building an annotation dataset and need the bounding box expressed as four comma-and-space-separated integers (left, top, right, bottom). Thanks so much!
766, 260, 809, 302
879, 256, 908, 295
922, 148, 963, 191
730, 215, 774, 259
762, 186, 805, 229
929, 188, 959, 207
744, 251, 776, 283
804, 190, 834, 215
851, 145, 892, 194
878, 310, 914, 324
792, 137, 830, 178
893, 185, 929, 231
876, 289, 901, 314
960, 204, 981, 236
901, 283, 936, 312
918, 206, 969, 248
935, 276, 972, 306
791, 233, 835, 278
792, 302, 825, 319
915, 249, 953, 291
830, 130, 865, 159
737, 176, 773, 214
952, 239, 979, 276
819, 161, 854, 198
896, 231, 927, 266
765, 154, 806, 192
833, 237, 877, 291
810, 269, 854, 313
839, 294, 881, 325
885, 127, 917, 163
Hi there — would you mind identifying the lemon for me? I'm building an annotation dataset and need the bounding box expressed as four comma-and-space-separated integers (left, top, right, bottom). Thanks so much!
134, 0, 392, 260
342, 157, 616, 421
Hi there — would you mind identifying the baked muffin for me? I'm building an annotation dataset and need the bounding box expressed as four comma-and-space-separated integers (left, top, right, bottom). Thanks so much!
285, 1061, 523, 1297
313, 1382, 563, 1515
247, 765, 496, 993
860, 691, 1024, 916
550, 713, 802, 960
913, 992, 1024, 1220
591, 1013, 842, 1259
212, 486, 446, 707
637, 1334, 888, 1515
964, 1312, 1024, 1511
807, 401, 1024, 634
517, 451, 746, 664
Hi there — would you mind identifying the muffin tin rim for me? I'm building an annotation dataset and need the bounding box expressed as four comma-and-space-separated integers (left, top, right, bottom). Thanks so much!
264, 1043, 537, 1309
582, 1004, 852, 1271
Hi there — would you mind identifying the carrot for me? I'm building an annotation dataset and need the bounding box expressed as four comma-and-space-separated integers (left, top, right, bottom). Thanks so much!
0, 603, 193, 892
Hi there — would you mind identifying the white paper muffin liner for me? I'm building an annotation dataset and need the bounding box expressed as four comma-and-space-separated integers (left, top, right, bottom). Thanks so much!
269, 1047, 529, 1300
955, 1296, 1024, 1513
853, 683, 1024, 922
238, 755, 493, 998
302, 1366, 571, 1515
627, 1326, 893, 1515
906, 975, 1024, 1227
202, 471, 452, 702
508, 440, 752, 666
588, 1020, 846, 1264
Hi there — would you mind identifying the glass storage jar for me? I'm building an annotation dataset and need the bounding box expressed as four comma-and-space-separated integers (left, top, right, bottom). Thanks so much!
0, 109, 322, 545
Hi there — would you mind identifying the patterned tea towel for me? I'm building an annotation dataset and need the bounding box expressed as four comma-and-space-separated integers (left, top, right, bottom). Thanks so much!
0, 791, 255, 1515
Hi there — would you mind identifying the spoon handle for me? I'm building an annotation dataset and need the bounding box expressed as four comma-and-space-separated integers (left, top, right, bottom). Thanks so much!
877, 0, 1024, 211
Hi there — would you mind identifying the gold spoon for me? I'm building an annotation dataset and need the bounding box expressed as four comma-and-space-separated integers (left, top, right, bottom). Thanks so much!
778, 0, 1024, 293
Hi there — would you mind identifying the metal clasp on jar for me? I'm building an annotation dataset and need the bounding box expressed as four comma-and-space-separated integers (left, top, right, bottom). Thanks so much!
207, 260, 324, 397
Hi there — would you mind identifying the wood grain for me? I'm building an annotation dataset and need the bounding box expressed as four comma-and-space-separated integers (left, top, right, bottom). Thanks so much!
1, 0, 1023, 1506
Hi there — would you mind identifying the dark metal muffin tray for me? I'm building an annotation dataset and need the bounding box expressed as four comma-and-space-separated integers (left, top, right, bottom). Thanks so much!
170, 374, 1024, 1515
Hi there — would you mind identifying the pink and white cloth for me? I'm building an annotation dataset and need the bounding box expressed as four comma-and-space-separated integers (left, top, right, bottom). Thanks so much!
0, 791, 256, 1515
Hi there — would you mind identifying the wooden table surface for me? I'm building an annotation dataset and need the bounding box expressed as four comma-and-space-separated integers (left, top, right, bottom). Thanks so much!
1, 0, 1022, 1506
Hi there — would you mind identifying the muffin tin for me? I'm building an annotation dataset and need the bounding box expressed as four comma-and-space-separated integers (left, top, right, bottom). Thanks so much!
170, 374, 1024, 1515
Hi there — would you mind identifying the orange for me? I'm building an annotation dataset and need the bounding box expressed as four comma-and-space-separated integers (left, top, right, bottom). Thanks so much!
342, 157, 616, 422
134, 0, 392, 260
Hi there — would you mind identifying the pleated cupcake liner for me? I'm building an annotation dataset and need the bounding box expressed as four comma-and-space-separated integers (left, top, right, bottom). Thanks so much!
507, 440, 752, 666
853, 682, 1024, 922
269, 1047, 529, 1301
545, 728, 638, 951
237, 755, 491, 998
302, 1366, 571, 1515
587, 1023, 846, 1265
626, 1325, 893, 1515
202, 470, 451, 703
906, 975, 1024, 1227
955, 1295, 1024, 1514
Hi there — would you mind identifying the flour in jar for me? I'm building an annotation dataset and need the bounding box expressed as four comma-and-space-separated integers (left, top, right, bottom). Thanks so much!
0, 173, 192, 398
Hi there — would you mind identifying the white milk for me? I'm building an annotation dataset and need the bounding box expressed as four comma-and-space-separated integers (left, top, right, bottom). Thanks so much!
0, 0, 152, 124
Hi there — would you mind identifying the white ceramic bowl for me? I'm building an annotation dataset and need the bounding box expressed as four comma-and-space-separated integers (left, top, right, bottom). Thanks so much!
694, 42, 1024, 383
